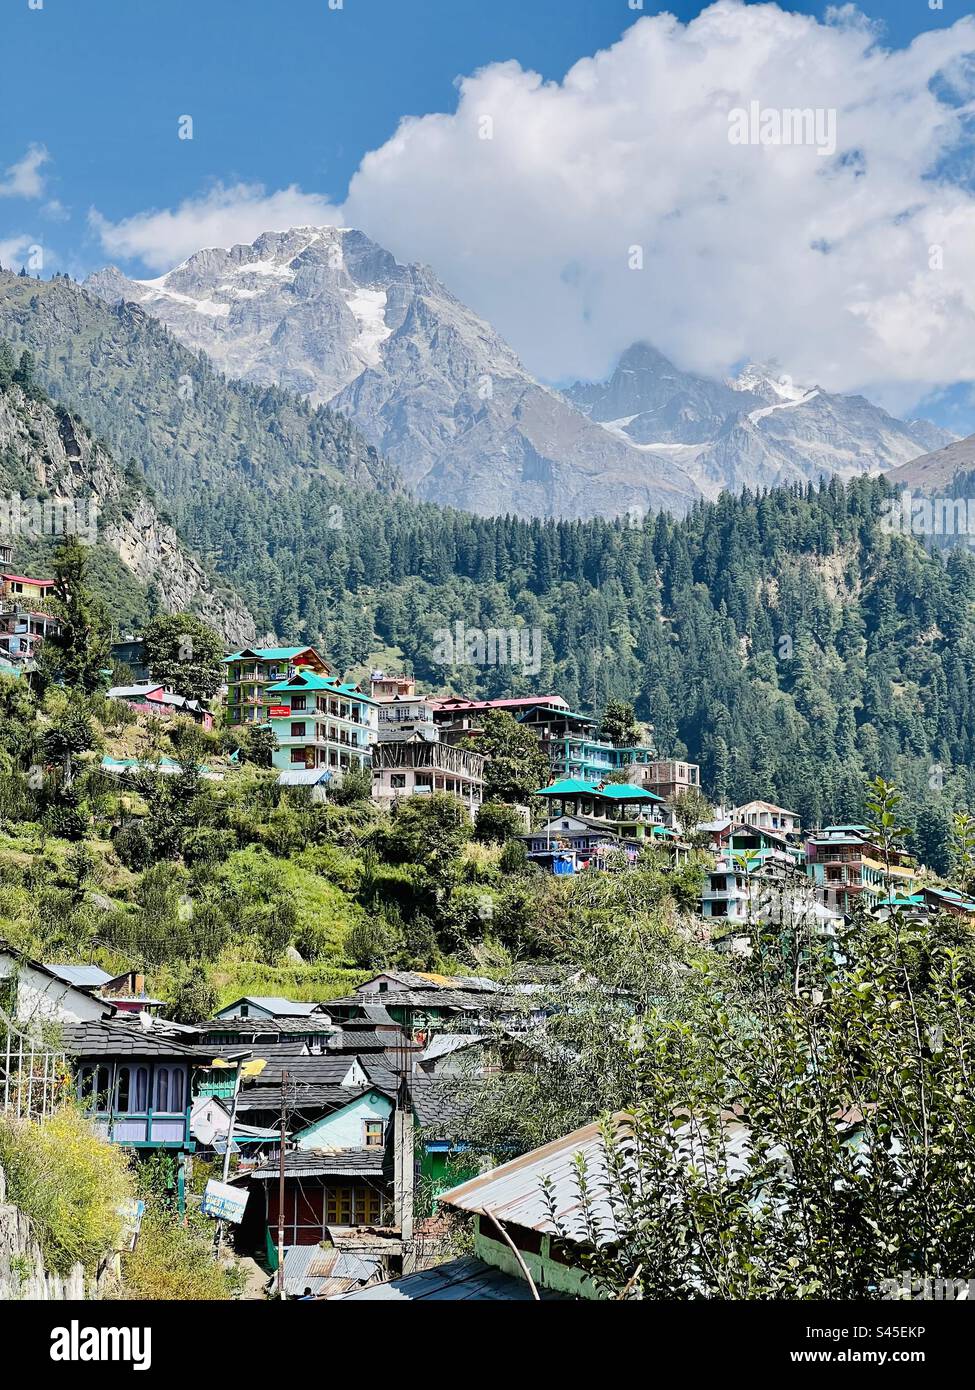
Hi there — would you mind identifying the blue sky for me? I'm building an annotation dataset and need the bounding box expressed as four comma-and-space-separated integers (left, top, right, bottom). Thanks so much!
3, 0, 975, 428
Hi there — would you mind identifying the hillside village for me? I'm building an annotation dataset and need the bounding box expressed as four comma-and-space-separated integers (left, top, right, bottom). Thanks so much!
3, 544, 975, 1301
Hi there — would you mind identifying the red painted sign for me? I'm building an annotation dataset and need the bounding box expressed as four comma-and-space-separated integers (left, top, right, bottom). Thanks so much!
268, 705, 291, 717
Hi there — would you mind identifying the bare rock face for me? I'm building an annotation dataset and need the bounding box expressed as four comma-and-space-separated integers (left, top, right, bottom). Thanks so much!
0, 383, 255, 645
86, 228, 701, 521
568, 345, 954, 501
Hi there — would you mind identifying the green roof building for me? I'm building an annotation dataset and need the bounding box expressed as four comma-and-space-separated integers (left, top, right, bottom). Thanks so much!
223, 645, 330, 727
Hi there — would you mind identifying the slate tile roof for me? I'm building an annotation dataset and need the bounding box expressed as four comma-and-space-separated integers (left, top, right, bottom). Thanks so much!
247, 1148, 387, 1179
61, 1019, 216, 1059
335, 1255, 567, 1300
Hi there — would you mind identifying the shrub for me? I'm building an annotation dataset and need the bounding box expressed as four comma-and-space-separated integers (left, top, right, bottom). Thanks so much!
0, 1107, 133, 1274
474, 801, 525, 845
499, 839, 529, 874
121, 1204, 234, 1301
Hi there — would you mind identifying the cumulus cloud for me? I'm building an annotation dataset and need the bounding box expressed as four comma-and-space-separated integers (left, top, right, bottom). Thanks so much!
90, 181, 342, 271
89, 3, 975, 402
0, 144, 50, 200
341, 2, 975, 400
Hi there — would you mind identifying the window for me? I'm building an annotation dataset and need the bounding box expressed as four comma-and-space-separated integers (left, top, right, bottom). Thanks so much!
390, 774, 406, 789
78, 1063, 111, 1112
291, 696, 306, 712
291, 749, 305, 764
154, 1065, 186, 1114
364, 1119, 385, 1148
291, 722, 307, 738
326, 1184, 383, 1227
116, 1065, 149, 1113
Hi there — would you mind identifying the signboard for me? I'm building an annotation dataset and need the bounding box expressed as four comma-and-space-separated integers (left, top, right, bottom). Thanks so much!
268, 705, 291, 718
201, 1179, 249, 1224
118, 1198, 145, 1251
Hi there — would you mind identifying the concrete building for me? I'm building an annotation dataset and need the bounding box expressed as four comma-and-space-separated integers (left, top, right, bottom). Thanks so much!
371, 733, 485, 811
223, 645, 330, 727
728, 799, 801, 837
265, 670, 378, 778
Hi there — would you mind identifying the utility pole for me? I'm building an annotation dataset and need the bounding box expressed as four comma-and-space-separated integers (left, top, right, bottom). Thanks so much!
277, 1069, 288, 1300
215, 1053, 249, 1256
393, 1012, 415, 1275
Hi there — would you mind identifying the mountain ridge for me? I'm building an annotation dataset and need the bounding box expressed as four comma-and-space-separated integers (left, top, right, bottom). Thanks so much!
85, 227, 701, 522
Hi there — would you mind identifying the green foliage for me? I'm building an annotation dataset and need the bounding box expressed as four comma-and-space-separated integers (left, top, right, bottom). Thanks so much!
499, 838, 529, 874
162, 961, 218, 1025
36, 538, 111, 696
121, 1204, 233, 1301
0, 1107, 132, 1275
474, 801, 525, 845
865, 775, 911, 869
477, 711, 551, 803
142, 612, 224, 703
553, 913, 975, 1299
600, 699, 642, 747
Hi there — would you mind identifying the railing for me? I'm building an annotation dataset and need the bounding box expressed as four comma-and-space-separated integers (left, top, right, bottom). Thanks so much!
1, 1032, 68, 1120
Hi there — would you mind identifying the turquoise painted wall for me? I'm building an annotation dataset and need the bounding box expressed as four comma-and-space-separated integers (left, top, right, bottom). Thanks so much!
293, 1089, 393, 1150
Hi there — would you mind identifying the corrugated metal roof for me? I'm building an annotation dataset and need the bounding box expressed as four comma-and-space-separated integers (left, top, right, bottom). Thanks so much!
419, 1033, 484, 1063
217, 997, 320, 1018
44, 962, 113, 988
282, 1244, 382, 1296
440, 1117, 623, 1241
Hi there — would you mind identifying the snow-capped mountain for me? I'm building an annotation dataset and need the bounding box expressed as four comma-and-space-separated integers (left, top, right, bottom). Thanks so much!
567, 345, 953, 499
86, 229, 699, 521
86, 234, 950, 517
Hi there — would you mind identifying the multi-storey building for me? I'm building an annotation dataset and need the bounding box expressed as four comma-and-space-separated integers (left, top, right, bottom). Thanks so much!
0, 571, 55, 605
0, 569, 59, 664
375, 693, 439, 743
727, 799, 802, 837
367, 670, 417, 701
371, 732, 485, 810
223, 645, 330, 726
431, 696, 655, 782
702, 853, 842, 948
806, 825, 917, 914
265, 670, 378, 777
637, 759, 701, 803
524, 777, 687, 873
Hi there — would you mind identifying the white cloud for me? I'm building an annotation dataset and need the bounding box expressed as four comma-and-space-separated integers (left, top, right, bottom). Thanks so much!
340, 1, 975, 399
0, 235, 33, 269
87, 3, 975, 402
90, 181, 342, 271
0, 144, 50, 200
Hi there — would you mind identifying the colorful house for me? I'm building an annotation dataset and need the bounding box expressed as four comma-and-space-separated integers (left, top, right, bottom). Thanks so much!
265, 670, 378, 776
0, 571, 55, 604
106, 683, 214, 729
223, 645, 330, 727
806, 825, 917, 914
430, 696, 656, 782
0, 570, 61, 663
533, 779, 670, 837
62, 1017, 232, 1151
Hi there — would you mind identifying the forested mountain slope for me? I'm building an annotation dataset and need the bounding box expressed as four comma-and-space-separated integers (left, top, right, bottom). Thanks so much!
3, 275, 973, 836
0, 272, 395, 532
185, 469, 975, 831
0, 352, 254, 642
